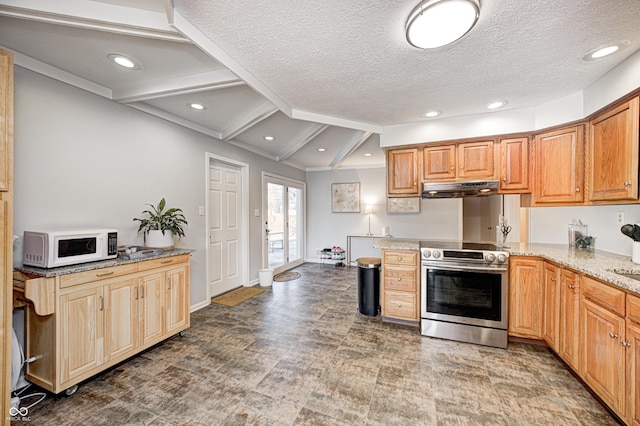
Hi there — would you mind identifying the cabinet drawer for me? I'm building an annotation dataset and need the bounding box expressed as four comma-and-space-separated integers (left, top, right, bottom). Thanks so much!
628, 293, 640, 325
138, 254, 190, 272
60, 263, 139, 288
582, 275, 625, 316
384, 291, 417, 320
384, 267, 416, 292
383, 250, 418, 266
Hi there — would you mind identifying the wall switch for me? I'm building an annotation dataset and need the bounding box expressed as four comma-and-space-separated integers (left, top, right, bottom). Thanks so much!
198, 206, 205, 216
617, 211, 624, 225
254, 209, 260, 217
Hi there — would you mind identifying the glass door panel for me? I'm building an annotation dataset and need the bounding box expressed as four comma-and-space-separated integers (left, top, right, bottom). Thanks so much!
288, 187, 303, 262
267, 182, 285, 270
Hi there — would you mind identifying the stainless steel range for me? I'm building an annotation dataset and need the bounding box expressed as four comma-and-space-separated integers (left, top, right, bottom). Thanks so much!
420, 241, 509, 348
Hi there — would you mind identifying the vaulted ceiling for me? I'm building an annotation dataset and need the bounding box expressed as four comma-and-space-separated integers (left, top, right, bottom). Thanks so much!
1, 0, 639, 171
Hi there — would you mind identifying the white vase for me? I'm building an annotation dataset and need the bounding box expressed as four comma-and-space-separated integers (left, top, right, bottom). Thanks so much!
145, 230, 175, 249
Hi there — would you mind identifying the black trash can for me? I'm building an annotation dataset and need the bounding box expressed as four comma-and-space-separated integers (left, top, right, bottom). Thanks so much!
356, 257, 381, 316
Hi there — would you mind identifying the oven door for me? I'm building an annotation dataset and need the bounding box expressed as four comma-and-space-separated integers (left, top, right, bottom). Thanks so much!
421, 263, 508, 329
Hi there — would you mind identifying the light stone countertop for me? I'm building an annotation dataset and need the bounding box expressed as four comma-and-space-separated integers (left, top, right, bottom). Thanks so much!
16, 248, 193, 278
374, 238, 640, 296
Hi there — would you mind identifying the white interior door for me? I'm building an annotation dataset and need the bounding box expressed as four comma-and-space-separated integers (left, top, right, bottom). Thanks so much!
209, 162, 242, 296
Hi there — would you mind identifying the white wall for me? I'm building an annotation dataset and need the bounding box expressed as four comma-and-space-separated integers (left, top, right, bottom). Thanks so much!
13, 67, 305, 309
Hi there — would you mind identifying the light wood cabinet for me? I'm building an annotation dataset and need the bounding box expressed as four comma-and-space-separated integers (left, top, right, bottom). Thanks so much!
381, 250, 419, 323
499, 137, 530, 193
20, 254, 190, 395
508, 257, 543, 339
532, 125, 585, 204
626, 300, 640, 426
558, 268, 580, 371
422, 140, 495, 182
589, 96, 639, 202
542, 262, 560, 351
0, 48, 13, 426
387, 148, 419, 195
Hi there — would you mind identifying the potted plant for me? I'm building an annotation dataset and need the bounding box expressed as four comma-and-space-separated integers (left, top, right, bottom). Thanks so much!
133, 197, 188, 249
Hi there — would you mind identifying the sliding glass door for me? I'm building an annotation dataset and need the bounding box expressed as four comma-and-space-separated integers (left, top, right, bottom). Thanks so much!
263, 173, 305, 274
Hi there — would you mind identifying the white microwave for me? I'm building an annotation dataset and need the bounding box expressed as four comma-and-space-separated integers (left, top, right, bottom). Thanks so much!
23, 229, 118, 268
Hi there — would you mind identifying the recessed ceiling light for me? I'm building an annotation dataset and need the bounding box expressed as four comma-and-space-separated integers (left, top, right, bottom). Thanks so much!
317, 148, 326, 152
406, 0, 480, 49
189, 103, 206, 110
487, 100, 507, 110
264, 136, 275, 141
107, 54, 139, 70
424, 111, 441, 118
364, 153, 372, 157
583, 41, 628, 61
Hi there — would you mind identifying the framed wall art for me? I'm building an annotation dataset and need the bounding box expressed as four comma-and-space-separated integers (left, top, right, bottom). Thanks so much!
331, 182, 360, 213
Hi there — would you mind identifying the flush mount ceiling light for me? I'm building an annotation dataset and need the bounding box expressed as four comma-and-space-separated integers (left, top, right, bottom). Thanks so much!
424, 110, 441, 118
188, 103, 206, 110
583, 41, 629, 61
264, 136, 275, 141
364, 153, 372, 157
487, 100, 507, 110
406, 0, 480, 49
317, 148, 326, 152
107, 54, 140, 70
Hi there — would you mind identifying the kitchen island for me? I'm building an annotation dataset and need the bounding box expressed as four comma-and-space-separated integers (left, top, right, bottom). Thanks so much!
13, 249, 191, 395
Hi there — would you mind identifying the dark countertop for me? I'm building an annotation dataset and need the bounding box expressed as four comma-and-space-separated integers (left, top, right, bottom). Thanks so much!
16, 248, 193, 278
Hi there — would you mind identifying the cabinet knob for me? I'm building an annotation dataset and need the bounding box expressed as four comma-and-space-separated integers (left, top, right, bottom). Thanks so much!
397, 257, 402, 261
397, 303, 402, 308
568, 284, 575, 289
460, 166, 464, 169
502, 177, 507, 182
450, 167, 455, 170
623, 341, 631, 347
413, 182, 417, 186
609, 333, 618, 339
551, 277, 556, 282
624, 182, 631, 187
575, 188, 580, 193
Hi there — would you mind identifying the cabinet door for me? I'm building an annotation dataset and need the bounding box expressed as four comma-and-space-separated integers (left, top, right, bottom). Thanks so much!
0, 49, 12, 192
582, 299, 626, 416
60, 287, 103, 383
589, 96, 639, 201
542, 263, 560, 350
423, 145, 456, 181
500, 137, 529, 192
533, 125, 584, 203
387, 148, 419, 195
104, 278, 138, 362
166, 266, 189, 335
508, 258, 543, 338
627, 320, 640, 426
140, 273, 165, 346
559, 269, 580, 370
458, 140, 495, 179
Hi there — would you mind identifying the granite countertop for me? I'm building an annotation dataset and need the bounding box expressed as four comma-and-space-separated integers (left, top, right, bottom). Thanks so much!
373, 238, 640, 295
16, 248, 193, 278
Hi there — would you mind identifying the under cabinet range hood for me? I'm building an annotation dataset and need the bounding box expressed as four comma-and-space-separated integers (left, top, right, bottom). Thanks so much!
421, 180, 499, 198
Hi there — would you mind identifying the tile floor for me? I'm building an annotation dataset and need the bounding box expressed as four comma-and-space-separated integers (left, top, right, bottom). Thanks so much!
16, 263, 620, 425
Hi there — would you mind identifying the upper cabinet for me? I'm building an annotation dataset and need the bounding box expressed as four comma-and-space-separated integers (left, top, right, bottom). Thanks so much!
532, 124, 585, 204
387, 147, 419, 196
422, 140, 495, 182
499, 137, 530, 193
0, 49, 11, 192
588, 96, 639, 202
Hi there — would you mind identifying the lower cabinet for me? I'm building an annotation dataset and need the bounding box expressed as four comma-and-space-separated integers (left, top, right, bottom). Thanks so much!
381, 250, 419, 323
559, 268, 581, 371
626, 304, 640, 426
508, 257, 543, 338
23, 254, 190, 394
542, 262, 560, 350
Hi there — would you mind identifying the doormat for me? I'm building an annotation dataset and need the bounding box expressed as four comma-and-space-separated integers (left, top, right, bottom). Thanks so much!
273, 271, 301, 282
211, 287, 264, 307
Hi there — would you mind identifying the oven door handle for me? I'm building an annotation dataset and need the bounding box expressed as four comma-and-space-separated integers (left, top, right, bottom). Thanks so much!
422, 263, 508, 273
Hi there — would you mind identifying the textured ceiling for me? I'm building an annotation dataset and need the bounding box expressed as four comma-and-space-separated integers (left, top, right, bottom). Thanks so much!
177, 0, 640, 125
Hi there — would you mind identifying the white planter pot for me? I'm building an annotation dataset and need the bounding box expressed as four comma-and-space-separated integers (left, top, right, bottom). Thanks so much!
145, 230, 175, 249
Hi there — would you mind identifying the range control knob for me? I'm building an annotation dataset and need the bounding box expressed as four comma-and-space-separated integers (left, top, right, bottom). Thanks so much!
432, 250, 441, 259
423, 249, 431, 258
485, 253, 496, 263
497, 254, 507, 264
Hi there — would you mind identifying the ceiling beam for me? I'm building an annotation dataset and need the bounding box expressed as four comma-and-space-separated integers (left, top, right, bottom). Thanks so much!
329, 131, 373, 169
112, 69, 243, 103
221, 101, 279, 141
127, 102, 223, 140
278, 124, 329, 161
0, 0, 185, 42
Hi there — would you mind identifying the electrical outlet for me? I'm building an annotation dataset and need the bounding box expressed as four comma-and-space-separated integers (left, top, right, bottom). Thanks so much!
315, 248, 322, 256
617, 211, 624, 225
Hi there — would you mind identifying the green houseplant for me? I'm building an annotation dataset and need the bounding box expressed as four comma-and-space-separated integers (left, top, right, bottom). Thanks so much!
133, 197, 188, 248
